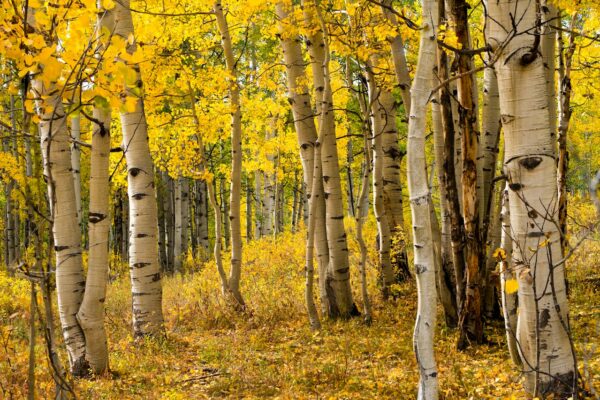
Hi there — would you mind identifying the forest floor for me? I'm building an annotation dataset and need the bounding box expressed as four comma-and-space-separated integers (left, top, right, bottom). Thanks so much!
1, 214, 600, 399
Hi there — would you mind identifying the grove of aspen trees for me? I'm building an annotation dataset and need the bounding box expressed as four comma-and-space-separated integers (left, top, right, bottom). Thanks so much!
1, 0, 600, 398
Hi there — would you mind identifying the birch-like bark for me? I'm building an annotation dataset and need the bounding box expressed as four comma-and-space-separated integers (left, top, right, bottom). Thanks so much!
195, 180, 210, 255
70, 115, 82, 226
499, 183, 520, 366
276, 1, 331, 314
31, 55, 87, 375
407, 0, 439, 397
488, 1, 576, 395
27, 5, 87, 373
76, 106, 111, 374
381, 0, 411, 118
366, 67, 395, 296
174, 177, 183, 273
303, 0, 356, 318
214, 0, 245, 307
479, 67, 501, 244
113, 0, 164, 336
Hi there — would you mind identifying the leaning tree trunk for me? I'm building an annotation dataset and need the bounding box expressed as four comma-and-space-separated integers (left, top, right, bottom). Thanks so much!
276, 1, 331, 315
113, 0, 164, 336
214, 0, 245, 307
488, 1, 577, 396
407, 0, 439, 397
76, 105, 111, 374
27, 7, 87, 375
303, 0, 356, 318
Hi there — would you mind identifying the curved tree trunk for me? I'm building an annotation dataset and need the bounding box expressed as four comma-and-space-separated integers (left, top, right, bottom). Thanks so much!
488, 1, 577, 396
113, 0, 164, 337
407, 0, 439, 397
214, 0, 245, 307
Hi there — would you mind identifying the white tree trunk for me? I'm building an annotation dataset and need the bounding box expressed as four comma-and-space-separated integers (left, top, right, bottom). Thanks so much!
114, 0, 164, 336
276, 1, 331, 314
214, 0, 245, 307
77, 106, 111, 374
70, 115, 82, 226
407, 0, 439, 397
174, 177, 183, 273
488, 1, 576, 395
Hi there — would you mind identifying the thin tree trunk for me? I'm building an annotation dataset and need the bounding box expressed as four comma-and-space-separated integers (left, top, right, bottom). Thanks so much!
499, 183, 520, 366
437, 24, 466, 321
214, 0, 245, 307
488, 1, 577, 395
174, 177, 183, 273
157, 172, 167, 271
246, 176, 253, 242
70, 115, 82, 226
557, 15, 575, 257
432, 93, 459, 327
407, 0, 439, 396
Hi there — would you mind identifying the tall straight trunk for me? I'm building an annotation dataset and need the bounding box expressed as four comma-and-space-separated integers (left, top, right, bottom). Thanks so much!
346, 138, 355, 218
291, 171, 299, 232
156, 172, 167, 271
448, 0, 483, 349
76, 105, 111, 374
381, 0, 411, 118
30, 46, 87, 376
479, 67, 501, 245
499, 183, 520, 366
483, 183, 502, 319
303, 0, 356, 318
437, 27, 466, 320
188, 82, 230, 297
113, 0, 164, 336
70, 115, 82, 226
214, 0, 244, 306
488, 1, 576, 396
181, 178, 190, 263
245, 176, 252, 242
220, 177, 230, 248
174, 177, 183, 273
195, 180, 210, 255
254, 172, 263, 239
355, 113, 373, 324
164, 172, 175, 272
366, 67, 395, 297
432, 92, 459, 327
557, 16, 575, 256
276, 1, 331, 314
407, 0, 439, 397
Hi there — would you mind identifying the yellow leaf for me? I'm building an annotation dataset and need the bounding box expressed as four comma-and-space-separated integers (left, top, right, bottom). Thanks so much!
505, 279, 519, 294
492, 247, 506, 261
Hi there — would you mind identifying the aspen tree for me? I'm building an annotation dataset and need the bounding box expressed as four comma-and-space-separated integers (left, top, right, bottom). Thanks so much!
276, 1, 331, 314
488, 0, 577, 395
113, 0, 164, 336
407, 0, 439, 397
302, 0, 356, 318
27, 6, 87, 375
214, 0, 245, 307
